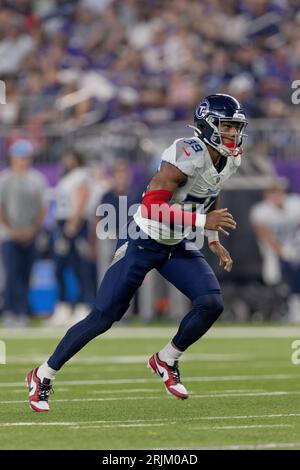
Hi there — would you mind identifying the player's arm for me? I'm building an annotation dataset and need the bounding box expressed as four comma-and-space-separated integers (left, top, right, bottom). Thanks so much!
207, 195, 220, 212
147, 161, 187, 192
0, 206, 10, 229
204, 195, 234, 272
141, 162, 237, 233
0, 204, 24, 241
206, 195, 234, 236
252, 222, 285, 258
141, 162, 196, 226
27, 205, 47, 237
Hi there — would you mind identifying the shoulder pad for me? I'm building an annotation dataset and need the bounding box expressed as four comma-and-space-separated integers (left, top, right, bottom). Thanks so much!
161, 137, 205, 176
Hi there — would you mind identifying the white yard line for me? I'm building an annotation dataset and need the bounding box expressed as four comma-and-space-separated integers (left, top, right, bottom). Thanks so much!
211, 442, 300, 449
70, 423, 292, 430
89, 388, 265, 395
90, 388, 161, 394
192, 424, 292, 430
1, 390, 300, 405
0, 373, 298, 388
193, 391, 300, 398
1, 412, 300, 428
157, 442, 300, 450
70, 423, 171, 429
1, 325, 300, 339
189, 413, 300, 421
0, 422, 76, 427
68, 423, 292, 430
0, 422, 294, 430
9, 388, 70, 394
4, 353, 253, 364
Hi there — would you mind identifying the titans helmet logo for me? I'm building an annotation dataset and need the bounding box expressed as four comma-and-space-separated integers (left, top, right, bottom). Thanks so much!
195, 100, 209, 119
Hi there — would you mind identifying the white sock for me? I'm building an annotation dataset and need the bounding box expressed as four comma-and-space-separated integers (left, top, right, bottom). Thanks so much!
158, 341, 183, 366
37, 361, 57, 381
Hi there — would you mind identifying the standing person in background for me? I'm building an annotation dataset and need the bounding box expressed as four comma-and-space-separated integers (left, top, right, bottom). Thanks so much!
96, 159, 134, 282
85, 161, 111, 302
49, 149, 93, 326
250, 180, 300, 323
0, 139, 47, 327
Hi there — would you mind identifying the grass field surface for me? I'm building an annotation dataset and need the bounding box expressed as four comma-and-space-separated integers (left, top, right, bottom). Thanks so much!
0, 324, 300, 450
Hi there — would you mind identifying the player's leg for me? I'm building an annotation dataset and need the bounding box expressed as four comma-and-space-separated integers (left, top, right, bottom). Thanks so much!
49, 238, 162, 369
160, 243, 223, 351
26, 236, 167, 411
148, 240, 223, 399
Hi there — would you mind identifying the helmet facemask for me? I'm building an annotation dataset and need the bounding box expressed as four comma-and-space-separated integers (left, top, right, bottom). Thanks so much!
190, 116, 248, 158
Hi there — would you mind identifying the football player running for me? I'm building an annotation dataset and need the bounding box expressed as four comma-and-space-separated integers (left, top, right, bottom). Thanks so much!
26, 94, 248, 411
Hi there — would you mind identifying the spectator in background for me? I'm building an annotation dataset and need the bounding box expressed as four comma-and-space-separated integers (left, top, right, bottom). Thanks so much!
95, 159, 133, 280
250, 180, 300, 323
99, 159, 135, 232
1, 0, 300, 136
0, 11, 34, 75
49, 149, 94, 326
0, 139, 47, 326
0, 74, 21, 126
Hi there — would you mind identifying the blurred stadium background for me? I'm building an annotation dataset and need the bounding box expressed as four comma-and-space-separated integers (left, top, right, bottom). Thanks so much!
0, 0, 300, 327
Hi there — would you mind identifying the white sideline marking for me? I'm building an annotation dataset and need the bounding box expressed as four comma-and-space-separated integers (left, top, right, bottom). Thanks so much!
70, 423, 292, 430
187, 413, 300, 421
1, 325, 300, 339
2, 390, 300, 405
0, 421, 295, 430
1, 413, 300, 428
89, 388, 265, 395
0, 422, 76, 427
193, 424, 292, 430
157, 442, 300, 450
0, 373, 298, 388
191, 442, 300, 450
0, 422, 193, 429
9, 387, 70, 394
70, 423, 169, 429
5, 353, 252, 364
90, 388, 162, 394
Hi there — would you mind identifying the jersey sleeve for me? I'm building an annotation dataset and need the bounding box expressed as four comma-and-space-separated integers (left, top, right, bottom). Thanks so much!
161, 138, 204, 177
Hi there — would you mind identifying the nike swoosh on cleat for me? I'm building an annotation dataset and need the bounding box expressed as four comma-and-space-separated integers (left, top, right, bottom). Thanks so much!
154, 357, 164, 378
28, 378, 36, 396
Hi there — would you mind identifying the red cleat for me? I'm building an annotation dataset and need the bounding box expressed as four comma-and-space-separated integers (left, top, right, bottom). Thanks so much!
147, 353, 189, 400
26, 368, 53, 412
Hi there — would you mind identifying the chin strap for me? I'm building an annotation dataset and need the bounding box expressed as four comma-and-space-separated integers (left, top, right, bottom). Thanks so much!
224, 141, 244, 157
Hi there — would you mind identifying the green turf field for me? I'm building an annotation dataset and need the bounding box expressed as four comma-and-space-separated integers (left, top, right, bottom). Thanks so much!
0, 324, 300, 450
